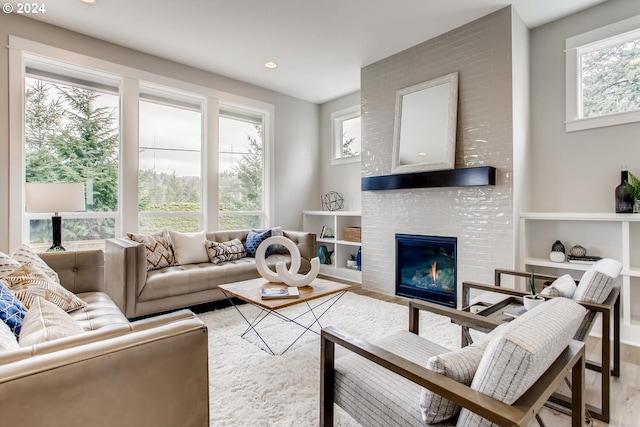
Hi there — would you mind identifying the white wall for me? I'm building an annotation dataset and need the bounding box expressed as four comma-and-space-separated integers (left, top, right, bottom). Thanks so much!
529, 0, 640, 212
318, 91, 362, 212
0, 13, 319, 252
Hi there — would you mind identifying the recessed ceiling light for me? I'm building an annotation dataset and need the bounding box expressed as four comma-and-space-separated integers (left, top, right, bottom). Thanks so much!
81, 0, 96, 4
264, 61, 278, 69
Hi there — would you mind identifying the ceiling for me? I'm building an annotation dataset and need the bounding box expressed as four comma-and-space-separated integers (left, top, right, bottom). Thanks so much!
27, 0, 607, 104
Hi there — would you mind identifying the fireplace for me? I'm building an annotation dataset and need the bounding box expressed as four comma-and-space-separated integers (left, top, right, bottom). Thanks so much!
395, 234, 457, 308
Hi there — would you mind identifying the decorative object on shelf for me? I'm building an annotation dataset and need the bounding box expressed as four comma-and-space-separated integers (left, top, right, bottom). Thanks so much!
615, 167, 634, 213
569, 244, 587, 257
320, 226, 335, 239
325, 249, 334, 265
255, 236, 320, 287
549, 240, 566, 263
317, 245, 328, 264
523, 270, 545, 311
347, 254, 358, 268
625, 171, 640, 213
330, 251, 335, 265
321, 191, 344, 211
356, 247, 362, 271
343, 227, 361, 242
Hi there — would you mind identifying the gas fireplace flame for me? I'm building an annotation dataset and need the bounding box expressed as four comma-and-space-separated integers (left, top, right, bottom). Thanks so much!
430, 261, 439, 282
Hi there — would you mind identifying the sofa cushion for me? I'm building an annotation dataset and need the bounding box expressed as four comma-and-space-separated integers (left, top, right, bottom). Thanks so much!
11, 244, 60, 283
0, 319, 19, 351
18, 297, 85, 346
169, 230, 210, 265
0, 251, 20, 279
0, 280, 28, 337
3, 264, 86, 313
245, 229, 272, 257
127, 230, 175, 271
457, 298, 586, 426
205, 238, 246, 264
540, 274, 577, 298
71, 292, 130, 331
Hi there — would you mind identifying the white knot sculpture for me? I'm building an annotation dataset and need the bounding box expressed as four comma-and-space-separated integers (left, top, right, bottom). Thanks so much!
255, 236, 320, 287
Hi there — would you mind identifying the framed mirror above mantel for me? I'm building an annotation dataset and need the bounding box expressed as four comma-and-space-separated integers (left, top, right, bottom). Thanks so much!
392, 72, 459, 174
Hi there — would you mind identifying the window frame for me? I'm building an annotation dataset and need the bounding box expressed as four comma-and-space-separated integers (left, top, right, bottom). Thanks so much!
331, 105, 361, 165
565, 15, 640, 132
8, 36, 274, 249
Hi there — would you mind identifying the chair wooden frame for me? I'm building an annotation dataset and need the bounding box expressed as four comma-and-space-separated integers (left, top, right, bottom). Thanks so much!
320, 299, 586, 427
462, 269, 621, 423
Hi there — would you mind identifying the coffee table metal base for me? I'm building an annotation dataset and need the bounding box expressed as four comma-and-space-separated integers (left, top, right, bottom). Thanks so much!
223, 290, 348, 356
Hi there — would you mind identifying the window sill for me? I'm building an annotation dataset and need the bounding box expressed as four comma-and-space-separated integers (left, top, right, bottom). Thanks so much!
566, 110, 640, 132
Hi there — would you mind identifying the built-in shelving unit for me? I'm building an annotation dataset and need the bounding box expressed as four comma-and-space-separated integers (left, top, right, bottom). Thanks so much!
520, 212, 640, 346
303, 210, 361, 283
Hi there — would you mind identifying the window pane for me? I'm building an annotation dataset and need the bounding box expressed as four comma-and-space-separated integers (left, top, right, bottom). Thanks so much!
341, 116, 361, 157
218, 214, 262, 230
139, 98, 202, 232
218, 114, 264, 230
581, 38, 640, 118
24, 76, 120, 242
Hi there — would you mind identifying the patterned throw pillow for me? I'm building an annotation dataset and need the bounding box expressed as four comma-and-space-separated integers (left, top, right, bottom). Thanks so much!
127, 230, 175, 271
0, 280, 28, 337
205, 238, 246, 264
3, 264, 86, 312
0, 251, 21, 279
245, 229, 272, 257
540, 274, 577, 298
11, 244, 60, 283
19, 297, 85, 346
253, 227, 289, 254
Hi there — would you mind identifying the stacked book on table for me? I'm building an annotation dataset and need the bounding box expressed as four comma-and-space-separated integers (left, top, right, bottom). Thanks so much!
567, 255, 602, 264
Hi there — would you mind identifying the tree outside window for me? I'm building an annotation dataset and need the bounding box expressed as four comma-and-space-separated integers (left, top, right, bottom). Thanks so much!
331, 105, 361, 165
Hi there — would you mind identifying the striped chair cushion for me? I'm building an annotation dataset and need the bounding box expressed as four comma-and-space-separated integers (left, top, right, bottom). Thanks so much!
456, 297, 586, 427
572, 258, 622, 341
335, 331, 455, 427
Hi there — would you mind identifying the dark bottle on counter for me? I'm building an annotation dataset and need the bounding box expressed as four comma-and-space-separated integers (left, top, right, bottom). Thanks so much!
615, 167, 634, 213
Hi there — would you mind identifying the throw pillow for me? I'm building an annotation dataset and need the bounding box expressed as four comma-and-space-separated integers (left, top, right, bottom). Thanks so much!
205, 238, 246, 264
19, 297, 85, 346
253, 227, 289, 254
0, 280, 28, 337
573, 258, 622, 303
540, 274, 577, 298
419, 341, 487, 423
0, 251, 20, 279
11, 244, 60, 283
0, 320, 19, 351
245, 229, 272, 257
3, 264, 86, 312
127, 229, 175, 271
169, 230, 210, 265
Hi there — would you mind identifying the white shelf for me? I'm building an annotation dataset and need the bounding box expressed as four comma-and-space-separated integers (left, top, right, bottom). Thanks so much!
304, 210, 362, 283
520, 212, 640, 346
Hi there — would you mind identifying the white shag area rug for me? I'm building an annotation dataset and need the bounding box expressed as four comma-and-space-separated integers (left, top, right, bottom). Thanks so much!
198, 292, 464, 427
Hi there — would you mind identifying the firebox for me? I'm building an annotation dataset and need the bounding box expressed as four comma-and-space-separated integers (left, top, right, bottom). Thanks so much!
395, 234, 457, 308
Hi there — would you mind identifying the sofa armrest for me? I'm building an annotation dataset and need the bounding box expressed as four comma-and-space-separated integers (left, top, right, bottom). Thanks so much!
38, 249, 104, 293
105, 238, 147, 318
283, 230, 317, 261
0, 311, 209, 427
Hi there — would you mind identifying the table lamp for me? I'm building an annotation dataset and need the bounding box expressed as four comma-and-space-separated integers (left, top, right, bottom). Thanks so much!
25, 182, 86, 251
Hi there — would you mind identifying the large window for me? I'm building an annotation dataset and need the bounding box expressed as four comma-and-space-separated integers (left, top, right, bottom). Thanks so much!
10, 36, 272, 250
24, 67, 120, 249
566, 15, 640, 131
331, 105, 361, 165
218, 109, 265, 229
138, 86, 203, 234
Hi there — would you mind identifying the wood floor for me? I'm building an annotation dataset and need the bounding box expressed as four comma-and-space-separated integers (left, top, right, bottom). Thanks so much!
348, 285, 640, 427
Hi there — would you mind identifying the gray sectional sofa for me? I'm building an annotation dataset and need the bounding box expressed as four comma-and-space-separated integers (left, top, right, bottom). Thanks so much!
105, 229, 316, 318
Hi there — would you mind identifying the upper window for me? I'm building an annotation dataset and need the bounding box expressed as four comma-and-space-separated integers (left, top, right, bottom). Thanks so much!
331, 105, 361, 164
218, 108, 265, 230
138, 84, 203, 234
24, 63, 120, 250
566, 15, 640, 131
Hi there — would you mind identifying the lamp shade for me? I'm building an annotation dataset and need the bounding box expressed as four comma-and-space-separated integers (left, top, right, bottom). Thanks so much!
25, 183, 86, 214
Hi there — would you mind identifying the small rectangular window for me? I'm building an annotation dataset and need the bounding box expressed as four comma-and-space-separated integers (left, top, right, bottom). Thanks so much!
566, 15, 640, 131
331, 105, 361, 165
